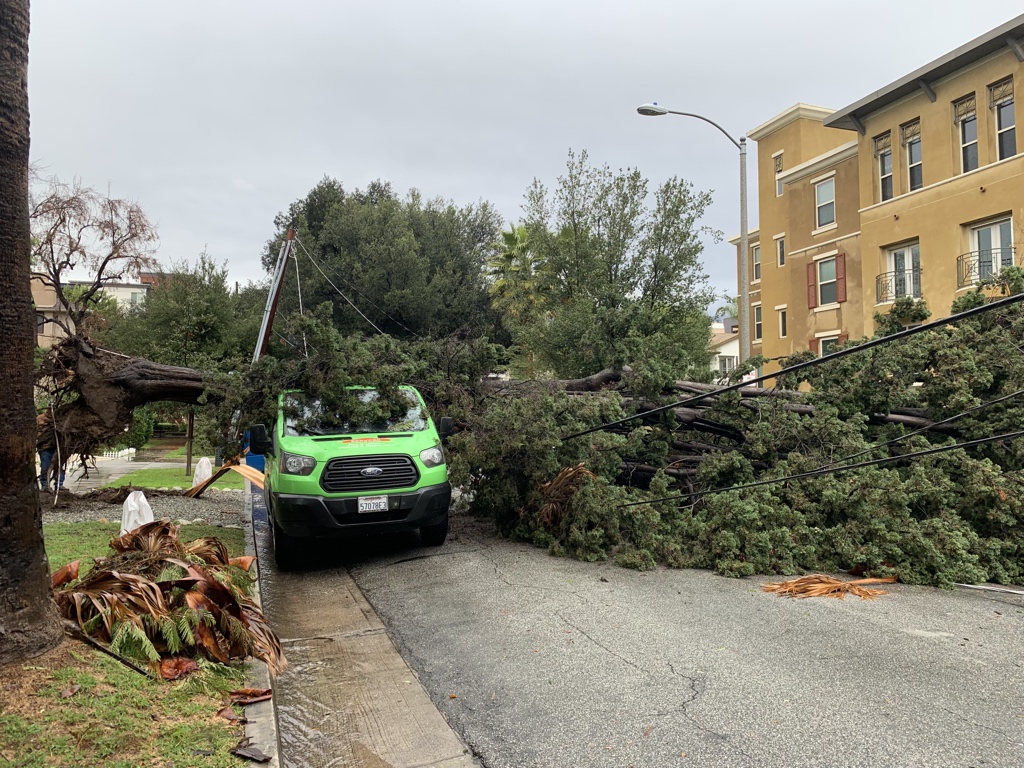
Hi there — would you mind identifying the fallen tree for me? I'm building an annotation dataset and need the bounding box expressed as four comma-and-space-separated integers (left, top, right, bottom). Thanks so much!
37, 336, 212, 467
454, 290, 1024, 586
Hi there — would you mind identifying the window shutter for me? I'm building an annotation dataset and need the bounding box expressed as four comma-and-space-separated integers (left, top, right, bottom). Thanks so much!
809, 338, 819, 354
836, 253, 847, 303
807, 262, 818, 309
838, 333, 849, 346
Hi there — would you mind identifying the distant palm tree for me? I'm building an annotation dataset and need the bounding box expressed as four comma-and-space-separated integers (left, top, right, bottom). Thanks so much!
0, 0, 65, 663
714, 294, 739, 322
488, 225, 546, 324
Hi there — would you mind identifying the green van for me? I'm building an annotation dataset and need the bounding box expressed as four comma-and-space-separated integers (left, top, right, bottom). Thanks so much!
248, 386, 453, 569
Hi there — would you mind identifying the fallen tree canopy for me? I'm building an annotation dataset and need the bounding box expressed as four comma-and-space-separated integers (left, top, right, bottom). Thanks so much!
454, 290, 1024, 587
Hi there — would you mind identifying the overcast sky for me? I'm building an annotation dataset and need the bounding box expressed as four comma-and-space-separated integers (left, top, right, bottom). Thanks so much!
27, 0, 1024, 302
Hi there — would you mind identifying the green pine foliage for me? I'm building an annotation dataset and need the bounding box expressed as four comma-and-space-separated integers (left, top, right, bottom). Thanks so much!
486, 288, 1024, 587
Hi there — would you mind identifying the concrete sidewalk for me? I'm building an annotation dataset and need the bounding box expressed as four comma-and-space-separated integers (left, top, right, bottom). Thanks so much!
249, 490, 478, 767
54, 456, 189, 493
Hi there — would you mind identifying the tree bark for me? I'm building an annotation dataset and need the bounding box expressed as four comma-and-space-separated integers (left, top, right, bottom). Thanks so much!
0, 0, 64, 663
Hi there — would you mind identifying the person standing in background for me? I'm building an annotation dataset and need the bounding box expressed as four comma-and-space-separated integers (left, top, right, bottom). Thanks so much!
36, 408, 65, 490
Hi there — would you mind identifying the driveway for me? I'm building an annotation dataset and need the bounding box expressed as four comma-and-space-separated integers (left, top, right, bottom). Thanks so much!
262, 508, 1024, 767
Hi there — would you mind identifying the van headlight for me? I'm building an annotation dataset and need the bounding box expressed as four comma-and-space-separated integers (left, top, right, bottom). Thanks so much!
419, 447, 445, 468
281, 451, 317, 476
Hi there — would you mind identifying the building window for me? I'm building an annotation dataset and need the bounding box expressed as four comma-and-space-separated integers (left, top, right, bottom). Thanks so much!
807, 253, 847, 309
778, 309, 788, 338
955, 95, 979, 173
818, 258, 838, 305
718, 355, 738, 377
777, 237, 786, 267
815, 178, 835, 228
774, 154, 784, 197
991, 78, 1016, 161
751, 244, 761, 281
130, 291, 146, 306
973, 218, 1013, 280
820, 336, 841, 355
36, 313, 46, 336
753, 305, 762, 341
875, 133, 893, 201
902, 120, 923, 191
885, 242, 922, 301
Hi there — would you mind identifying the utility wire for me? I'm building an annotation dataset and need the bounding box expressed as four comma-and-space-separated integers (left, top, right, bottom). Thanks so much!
294, 239, 385, 335
292, 245, 309, 357
618, 429, 1024, 508
833, 387, 1024, 466
563, 290, 1024, 442
293, 237, 418, 337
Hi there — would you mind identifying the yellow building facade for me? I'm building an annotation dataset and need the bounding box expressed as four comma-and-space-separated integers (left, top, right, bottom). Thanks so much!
740, 14, 1024, 375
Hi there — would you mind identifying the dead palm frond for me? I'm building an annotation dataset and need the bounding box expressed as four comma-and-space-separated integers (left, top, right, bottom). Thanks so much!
110, 519, 183, 555
534, 464, 598, 527
761, 574, 897, 600
185, 537, 231, 566
54, 522, 286, 675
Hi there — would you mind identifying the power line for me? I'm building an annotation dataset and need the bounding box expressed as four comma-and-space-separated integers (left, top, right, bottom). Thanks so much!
618, 429, 1024, 508
562, 290, 1024, 442
833, 387, 1024, 466
293, 238, 385, 335
293, 237, 419, 337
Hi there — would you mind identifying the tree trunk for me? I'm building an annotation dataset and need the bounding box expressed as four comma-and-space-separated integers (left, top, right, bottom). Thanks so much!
0, 0, 64, 663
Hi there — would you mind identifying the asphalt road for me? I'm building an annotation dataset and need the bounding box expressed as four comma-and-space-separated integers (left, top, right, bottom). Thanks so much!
334, 513, 1024, 768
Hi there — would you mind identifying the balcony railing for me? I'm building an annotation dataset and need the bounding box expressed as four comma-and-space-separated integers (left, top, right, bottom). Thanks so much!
957, 247, 1016, 288
875, 268, 922, 304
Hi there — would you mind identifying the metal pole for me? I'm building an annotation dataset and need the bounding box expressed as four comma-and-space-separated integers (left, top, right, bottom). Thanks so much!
253, 228, 295, 365
641, 107, 749, 362
738, 137, 750, 363
186, 408, 194, 477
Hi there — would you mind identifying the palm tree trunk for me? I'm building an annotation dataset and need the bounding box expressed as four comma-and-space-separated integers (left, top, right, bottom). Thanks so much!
0, 0, 64, 663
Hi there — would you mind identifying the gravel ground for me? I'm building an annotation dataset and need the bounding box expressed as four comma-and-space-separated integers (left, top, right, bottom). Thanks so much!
40, 487, 248, 528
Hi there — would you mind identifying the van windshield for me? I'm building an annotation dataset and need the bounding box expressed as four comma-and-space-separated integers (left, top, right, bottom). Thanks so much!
282, 390, 428, 436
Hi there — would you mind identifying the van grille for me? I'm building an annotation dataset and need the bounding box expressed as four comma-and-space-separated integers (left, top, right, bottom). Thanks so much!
320, 454, 419, 493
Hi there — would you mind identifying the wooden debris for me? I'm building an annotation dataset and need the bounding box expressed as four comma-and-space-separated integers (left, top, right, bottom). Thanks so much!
761, 574, 897, 600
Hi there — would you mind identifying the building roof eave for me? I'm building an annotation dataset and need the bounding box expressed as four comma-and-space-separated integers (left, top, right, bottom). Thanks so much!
824, 13, 1024, 132
747, 103, 837, 141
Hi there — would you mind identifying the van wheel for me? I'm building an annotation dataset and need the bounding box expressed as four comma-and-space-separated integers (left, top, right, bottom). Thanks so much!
272, 521, 303, 570
419, 515, 448, 547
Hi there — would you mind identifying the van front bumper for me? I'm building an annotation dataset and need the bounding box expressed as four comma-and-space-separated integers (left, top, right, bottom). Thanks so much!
269, 482, 451, 538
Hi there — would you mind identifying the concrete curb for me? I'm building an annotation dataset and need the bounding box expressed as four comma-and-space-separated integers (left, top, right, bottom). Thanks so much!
242, 484, 280, 767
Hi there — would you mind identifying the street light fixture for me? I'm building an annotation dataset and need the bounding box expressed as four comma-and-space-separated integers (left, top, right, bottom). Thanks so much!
636, 103, 750, 364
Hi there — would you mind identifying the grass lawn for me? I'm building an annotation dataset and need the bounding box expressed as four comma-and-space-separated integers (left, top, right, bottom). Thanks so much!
0, 523, 254, 767
104, 466, 246, 490
44, 521, 246, 576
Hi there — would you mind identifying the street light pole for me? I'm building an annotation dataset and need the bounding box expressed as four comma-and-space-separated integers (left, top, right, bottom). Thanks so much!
637, 104, 750, 363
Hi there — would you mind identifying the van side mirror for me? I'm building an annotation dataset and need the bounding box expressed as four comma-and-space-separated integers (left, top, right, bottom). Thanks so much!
438, 416, 454, 444
249, 424, 273, 456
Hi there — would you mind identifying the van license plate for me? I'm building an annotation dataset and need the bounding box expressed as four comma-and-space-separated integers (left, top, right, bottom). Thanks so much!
358, 496, 389, 513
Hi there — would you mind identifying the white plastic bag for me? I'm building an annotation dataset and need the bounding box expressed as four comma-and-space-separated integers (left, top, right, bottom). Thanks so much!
120, 490, 154, 535
191, 457, 213, 488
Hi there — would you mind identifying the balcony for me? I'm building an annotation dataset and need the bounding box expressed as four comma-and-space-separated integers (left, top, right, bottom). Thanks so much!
957, 247, 1016, 288
875, 269, 922, 304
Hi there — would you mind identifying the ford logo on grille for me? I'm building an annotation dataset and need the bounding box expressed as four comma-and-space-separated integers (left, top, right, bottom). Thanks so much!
360, 466, 384, 477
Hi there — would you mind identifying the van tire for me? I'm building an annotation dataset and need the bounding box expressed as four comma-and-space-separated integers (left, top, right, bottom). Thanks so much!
419, 515, 448, 547
272, 521, 302, 570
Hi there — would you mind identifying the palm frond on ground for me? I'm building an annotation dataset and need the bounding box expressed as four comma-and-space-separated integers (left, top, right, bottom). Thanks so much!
54, 519, 285, 675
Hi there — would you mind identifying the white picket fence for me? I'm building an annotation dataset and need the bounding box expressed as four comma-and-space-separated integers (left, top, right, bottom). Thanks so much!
99, 447, 136, 460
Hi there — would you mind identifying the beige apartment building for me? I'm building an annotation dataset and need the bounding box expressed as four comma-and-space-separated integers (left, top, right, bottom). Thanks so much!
738, 14, 1024, 375
31, 276, 149, 348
